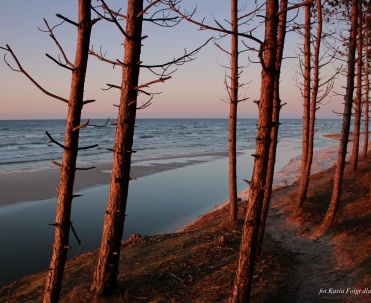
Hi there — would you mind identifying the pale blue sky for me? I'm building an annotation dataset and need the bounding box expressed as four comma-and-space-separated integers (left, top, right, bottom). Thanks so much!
0, 0, 345, 120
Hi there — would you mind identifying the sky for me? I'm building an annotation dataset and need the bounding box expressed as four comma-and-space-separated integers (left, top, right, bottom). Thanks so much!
0, 0, 346, 120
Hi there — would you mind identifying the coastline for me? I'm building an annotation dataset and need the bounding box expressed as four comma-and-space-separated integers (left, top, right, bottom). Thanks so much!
178, 134, 371, 232
0, 152, 230, 207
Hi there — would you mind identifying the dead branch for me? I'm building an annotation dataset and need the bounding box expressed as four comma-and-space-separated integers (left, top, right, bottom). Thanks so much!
45, 54, 73, 71
78, 144, 99, 151
45, 131, 69, 150
103, 83, 122, 91
135, 76, 172, 90
138, 0, 161, 17
140, 37, 213, 69
83, 99, 96, 105
168, 0, 263, 45
40, 18, 74, 69
70, 222, 81, 245
89, 45, 125, 67
277, 0, 314, 16
56, 13, 78, 27
1, 45, 68, 103
89, 117, 110, 127
73, 119, 90, 132
95, 0, 130, 39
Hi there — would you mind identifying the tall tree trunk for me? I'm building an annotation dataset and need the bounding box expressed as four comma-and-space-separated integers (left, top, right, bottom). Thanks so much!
363, 21, 370, 159
230, 1, 278, 302
351, 1, 363, 170
229, 0, 238, 223
256, 0, 287, 255
43, 1, 92, 302
315, 0, 359, 237
297, 0, 322, 208
91, 0, 143, 295
297, 3, 312, 209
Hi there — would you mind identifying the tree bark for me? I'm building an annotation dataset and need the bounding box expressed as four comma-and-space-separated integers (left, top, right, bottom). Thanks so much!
229, 0, 238, 223
363, 19, 370, 159
297, 0, 323, 208
230, 1, 278, 302
315, 0, 359, 237
43, 1, 92, 303
351, 1, 363, 170
256, 0, 287, 256
91, 0, 143, 295
297, 3, 312, 209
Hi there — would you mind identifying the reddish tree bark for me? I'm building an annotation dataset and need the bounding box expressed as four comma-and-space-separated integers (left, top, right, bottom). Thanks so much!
315, 0, 359, 237
297, 3, 312, 209
91, 0, 143, 294
229, 0, 239, 223
297, 0, 324, 208
43, 1, 93, 302
230, 0, 279, 301
256, 0, 288, 255
351, 0, 363, 170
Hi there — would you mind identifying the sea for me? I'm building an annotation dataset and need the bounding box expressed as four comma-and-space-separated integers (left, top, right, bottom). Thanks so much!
0, 118, 343, 286
0, 118, 342, 173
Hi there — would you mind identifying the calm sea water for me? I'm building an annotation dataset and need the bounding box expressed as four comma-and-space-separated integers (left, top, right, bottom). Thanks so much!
0, 118, 342, 173
0, 118, 343, 286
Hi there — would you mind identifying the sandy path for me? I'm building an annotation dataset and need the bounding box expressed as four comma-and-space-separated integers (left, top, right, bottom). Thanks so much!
266, 185, 361, 303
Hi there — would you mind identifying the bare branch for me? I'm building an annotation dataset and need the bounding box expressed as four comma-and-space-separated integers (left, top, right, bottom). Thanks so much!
98, 0, 130, 39
103, 83, 122, 91
141, 37, 212, 69
73, 120, 90, 132
45, 53, 73, 71
135, 76, 172, 90
168, 0, 263, 45
89, 46, 125, 67
277, 0, 314, 16
41, 18, 74, 68
56, 13, 78, 27
45, 131, 69, 150
89, 117, 110, 127
1, 45, 68, 103
138, 0, 161, 18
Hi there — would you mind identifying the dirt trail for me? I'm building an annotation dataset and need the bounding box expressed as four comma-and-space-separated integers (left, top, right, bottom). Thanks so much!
266, 185, 365, 303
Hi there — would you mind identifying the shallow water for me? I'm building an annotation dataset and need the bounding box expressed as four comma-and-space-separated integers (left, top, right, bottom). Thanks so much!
0, 144, 301, 286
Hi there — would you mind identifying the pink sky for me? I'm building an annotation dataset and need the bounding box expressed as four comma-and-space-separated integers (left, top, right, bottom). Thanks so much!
0, 0, 346, 120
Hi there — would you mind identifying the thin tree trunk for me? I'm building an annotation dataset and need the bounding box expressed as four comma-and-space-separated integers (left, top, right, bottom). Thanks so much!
229, 0, 238, 223
363, 11, 370, 159
43, 1, 92, 302
256, 0, 287, 256
297, 4, 311, 209
351, 2, 363, 170
297, 0, 322, 208
91, 0, 143, 295
364, 58, 370, 158
230, 1, 278, 301
315, 0, 359, 237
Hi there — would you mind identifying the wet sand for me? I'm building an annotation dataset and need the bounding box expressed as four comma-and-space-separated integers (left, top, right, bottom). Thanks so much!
0, 152, 230, 207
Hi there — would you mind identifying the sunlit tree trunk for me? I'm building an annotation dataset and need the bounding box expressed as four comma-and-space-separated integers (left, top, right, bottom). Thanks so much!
297, 3, 311, 209
256, 0, 287, 255
316, 0, 359, 237
230, 0, 278, 301
229, 0, 238, 223
364, 5, 371, 159
351, 1, 363, 170
91, 0, 143, 295
297, 0, 323, 208
43, 1, 92, 302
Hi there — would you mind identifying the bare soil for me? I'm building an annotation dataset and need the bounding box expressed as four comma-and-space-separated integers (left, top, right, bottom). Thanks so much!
0, 159, 370, 303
